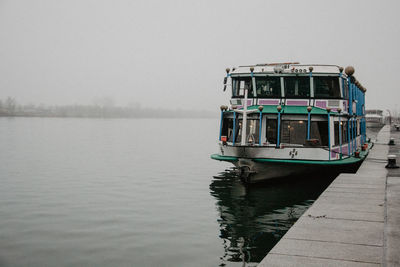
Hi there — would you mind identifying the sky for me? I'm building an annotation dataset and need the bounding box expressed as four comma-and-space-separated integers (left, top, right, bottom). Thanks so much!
1, 0, 400, 112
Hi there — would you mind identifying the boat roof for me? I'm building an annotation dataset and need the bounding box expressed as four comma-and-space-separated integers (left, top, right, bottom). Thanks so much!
366, 114, 383, 118
365, 109, 383, 114
230, 62, 346, 76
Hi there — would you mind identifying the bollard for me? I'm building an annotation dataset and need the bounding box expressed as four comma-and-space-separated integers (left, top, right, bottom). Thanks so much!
362, 143, 368, 151
388, 138, 395, 146
386, 155, 399, 169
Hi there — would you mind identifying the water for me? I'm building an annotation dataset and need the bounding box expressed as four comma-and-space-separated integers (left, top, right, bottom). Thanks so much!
0, 117, 336, 266
367, 127, 381, 142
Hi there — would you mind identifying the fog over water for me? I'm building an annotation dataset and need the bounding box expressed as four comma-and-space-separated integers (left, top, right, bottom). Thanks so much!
1, 0, 400, 112
0, 1, 399, 266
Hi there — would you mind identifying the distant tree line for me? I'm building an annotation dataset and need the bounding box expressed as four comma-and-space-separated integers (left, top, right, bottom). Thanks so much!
0, 97, 17, 116
0, 97, 215, 118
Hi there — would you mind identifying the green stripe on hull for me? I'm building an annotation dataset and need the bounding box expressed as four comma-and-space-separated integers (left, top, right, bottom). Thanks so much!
210, 154, 238, 162
252, 156, 363, 165
210, 145, 370, 166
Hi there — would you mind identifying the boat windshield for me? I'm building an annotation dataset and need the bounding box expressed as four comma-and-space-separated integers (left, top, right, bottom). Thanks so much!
310, 121, 329, 146
266, 119, 278, 144
221, 117, 260, 144
313, 76, 341, 98
281, 120, 307, 145
341, 121, 348, 144
231, 75, 341, 99
221, 117, 234, 141
256, 77, 281, 98
232, 77, 254, 98
235, 119, 260, 144
278, 119, 329, 146
284, 76, 310, 98
342, 78, 349, 99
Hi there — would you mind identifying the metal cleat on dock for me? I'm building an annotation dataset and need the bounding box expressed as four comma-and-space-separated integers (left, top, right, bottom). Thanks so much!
386, 155, 399, 169
388, 138, 395, 145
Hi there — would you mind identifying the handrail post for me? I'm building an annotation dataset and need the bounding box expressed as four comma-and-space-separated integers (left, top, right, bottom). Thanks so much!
338, 108, 342, 159
219, 106, 225, 141
348, 117, 351, 155
327, 107, 331, 160
348, 77, 353, 115
241, 88, 248, 146
232, 111, 236, 146
276, 105, 282, 148
353, 116, 357, 151
258, 106, 264, 146
307, 106, 312, 140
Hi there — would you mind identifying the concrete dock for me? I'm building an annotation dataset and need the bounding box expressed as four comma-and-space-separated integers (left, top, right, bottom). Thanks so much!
259, 125, 400, 266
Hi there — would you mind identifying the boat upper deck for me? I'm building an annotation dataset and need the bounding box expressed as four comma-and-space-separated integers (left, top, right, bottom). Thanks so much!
223, 63, 366, 116
216, 63, 368, 161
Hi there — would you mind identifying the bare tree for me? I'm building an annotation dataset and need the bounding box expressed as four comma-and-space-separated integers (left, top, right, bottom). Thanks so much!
5, 97, 16, 115
0, 99, 5, 116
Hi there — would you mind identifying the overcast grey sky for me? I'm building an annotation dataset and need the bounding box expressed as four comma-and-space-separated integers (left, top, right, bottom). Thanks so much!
1, 0, 399, 111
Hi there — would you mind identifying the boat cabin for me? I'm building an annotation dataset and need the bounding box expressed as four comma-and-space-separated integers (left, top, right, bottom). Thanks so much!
218, 63, 367, 160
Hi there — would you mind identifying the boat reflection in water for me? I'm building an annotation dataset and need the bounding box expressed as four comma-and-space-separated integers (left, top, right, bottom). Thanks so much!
209, 170, 337, 266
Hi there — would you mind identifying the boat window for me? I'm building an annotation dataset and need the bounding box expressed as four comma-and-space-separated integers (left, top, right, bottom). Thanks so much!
342, 121, 348, 143
357, 120, 360, 135
281, 120, 307, 145
310, 121, 329, 146
232, 77, 254, 98
234, 119, 260, 144
349, 121, 354, 139
284, 76, 310, 98
334, 122, 340, 146
343, 79, 349, 99
266, 119, 277, 144
221, 118, 234, 142
256, 77, 281, 98
313, 77, 341, 98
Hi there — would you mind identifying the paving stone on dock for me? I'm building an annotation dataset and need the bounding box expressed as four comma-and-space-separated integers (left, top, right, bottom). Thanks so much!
259, 254, 380, 267
302, 200, 384, 214
328, 183, 385, 190
268, 238, 382, 264
332, 173, 386, 184
304, 207, 383, 223
320, 191, 384, 200
281, 216, 384, 247
325, 186, 385, 194
317, 193, 385, 206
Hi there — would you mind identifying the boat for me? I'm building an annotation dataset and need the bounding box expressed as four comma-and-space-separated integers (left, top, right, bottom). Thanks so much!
365, 109, 385, 128
211, 63, 371, 183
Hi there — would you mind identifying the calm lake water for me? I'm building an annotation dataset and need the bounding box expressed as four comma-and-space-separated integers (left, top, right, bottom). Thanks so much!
0, 117, 336, 267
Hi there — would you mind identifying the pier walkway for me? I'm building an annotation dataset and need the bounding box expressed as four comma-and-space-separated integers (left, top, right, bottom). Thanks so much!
259, 125, 400, 266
